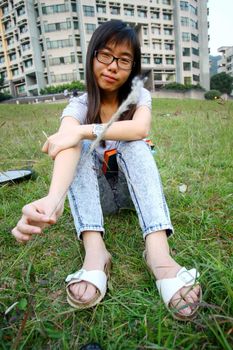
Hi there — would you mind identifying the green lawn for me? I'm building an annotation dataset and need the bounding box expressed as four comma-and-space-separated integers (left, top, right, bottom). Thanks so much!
0, 99, 232, 350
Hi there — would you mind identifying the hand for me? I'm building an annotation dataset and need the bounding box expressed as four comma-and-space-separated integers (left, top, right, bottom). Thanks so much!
42, 128, 83, 159
11, 196, 64, 244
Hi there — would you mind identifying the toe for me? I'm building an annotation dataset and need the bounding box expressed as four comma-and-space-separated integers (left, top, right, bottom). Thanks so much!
170, 291, 192, 316
79, 283, 97, 302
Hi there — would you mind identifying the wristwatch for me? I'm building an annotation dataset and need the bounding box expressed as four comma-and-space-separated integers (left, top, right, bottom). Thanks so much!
92, 124, 105, 138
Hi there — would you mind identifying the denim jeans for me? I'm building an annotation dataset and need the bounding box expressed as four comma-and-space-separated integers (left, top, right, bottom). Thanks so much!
68, 140, 174, 240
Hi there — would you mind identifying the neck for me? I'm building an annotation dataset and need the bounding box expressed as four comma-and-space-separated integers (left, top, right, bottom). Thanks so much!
100, 89, 119, 106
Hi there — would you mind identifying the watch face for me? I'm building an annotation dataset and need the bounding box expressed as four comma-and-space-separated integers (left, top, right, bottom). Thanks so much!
94, 124, 104, 137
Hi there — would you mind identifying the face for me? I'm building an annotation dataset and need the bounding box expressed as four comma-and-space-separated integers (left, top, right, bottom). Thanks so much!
93, 41, 134, 94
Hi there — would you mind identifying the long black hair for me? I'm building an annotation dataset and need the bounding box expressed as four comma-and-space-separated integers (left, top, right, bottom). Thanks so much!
85, 20, 141, 124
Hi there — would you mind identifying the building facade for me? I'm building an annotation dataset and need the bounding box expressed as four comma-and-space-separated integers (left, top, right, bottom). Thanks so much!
0, 0, 209, 97
218, 46, 233, 77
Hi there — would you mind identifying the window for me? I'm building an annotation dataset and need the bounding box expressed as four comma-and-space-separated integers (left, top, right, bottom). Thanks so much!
192, 61, 199, 69
71, 3, 77, 12
193, 74, 199, 82
182, 32, 190, 42
49, 55, 76, 65
192, 47, 199, 56
0, 56, 5, 64
12, 68, 19, 76
24, 59, 33, 68
190, 5, 197, 15
183, 62, 191, 71
9, 53, 16, 61
183, 47, 190, 56
164, 43, 173, 50
44, 22, 71, 32
164, 28, 173, 35
47, 39, 73, 49
85, 23, 96, 34
154, 73, 162, 81
151, 26, 160, 35
191, 34, 198, 43
153, 41, 162, 50
184, 76, 191, 84
151, 11, 159, 19
17, 7, 26, 16
138, 10, 147, 18
162, 0, 171, 4
7, 37, 14, 45
154, 57, 162, 64
143, 27, 148, 35
124, 8, 134, 16
97, 5, 106, 14
163, 13, 172, 20
190, 19, 198, 29
166, 57, 174, 64
142, 56, 150, 64
83, 5, 95, 17
181, 16, 189, 26
180, 1, 189, 11
110, 6, 120, 15
42, 4, 69, 14
144, 40, 149, 47
22, 42, 30, 51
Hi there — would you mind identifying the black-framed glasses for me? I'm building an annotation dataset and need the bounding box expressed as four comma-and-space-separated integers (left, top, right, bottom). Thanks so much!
94, 50, 134, 70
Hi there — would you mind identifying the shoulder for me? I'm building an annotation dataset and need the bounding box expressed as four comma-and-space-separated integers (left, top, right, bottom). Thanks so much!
61, 93, 88, 123
137, 87, 152, 109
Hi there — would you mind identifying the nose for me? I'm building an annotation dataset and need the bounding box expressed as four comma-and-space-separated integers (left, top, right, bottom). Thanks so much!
107, 57, 118, 71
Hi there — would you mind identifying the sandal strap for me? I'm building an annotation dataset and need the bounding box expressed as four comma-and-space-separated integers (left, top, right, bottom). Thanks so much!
65, 269, 107, 295
156, 267, 200, 306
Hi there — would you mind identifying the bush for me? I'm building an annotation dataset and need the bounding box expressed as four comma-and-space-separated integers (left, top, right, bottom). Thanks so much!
210, 72, 233, 94
40, 80, 85, 95
163, 82, 204, 91
204, 89, 222, 100
0, 92, 12, 101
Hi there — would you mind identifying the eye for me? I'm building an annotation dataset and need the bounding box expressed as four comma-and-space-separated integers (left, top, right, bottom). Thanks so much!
99, 52, 112, 59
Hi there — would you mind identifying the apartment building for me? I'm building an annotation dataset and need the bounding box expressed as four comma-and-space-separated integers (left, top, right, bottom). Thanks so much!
0, 0, 209, 97
218, 46, 233, 77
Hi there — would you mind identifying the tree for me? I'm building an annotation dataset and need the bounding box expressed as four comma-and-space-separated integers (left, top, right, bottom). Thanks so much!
210, 72, 233, 95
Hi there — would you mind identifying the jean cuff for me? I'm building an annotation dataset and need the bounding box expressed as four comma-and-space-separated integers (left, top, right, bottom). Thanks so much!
143, 224, 174, 240
77, 225, 105, 240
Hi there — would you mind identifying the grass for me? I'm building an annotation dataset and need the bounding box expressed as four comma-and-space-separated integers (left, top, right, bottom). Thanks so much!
0, 98, 233, 350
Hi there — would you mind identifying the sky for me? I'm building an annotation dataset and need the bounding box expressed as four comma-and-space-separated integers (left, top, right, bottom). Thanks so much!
208, 0, 233, 56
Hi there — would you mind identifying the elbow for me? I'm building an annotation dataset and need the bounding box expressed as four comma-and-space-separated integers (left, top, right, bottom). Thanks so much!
137, 126, 150, 139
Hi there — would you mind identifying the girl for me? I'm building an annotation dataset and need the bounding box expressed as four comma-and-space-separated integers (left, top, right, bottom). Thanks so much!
12, 20, 201, 320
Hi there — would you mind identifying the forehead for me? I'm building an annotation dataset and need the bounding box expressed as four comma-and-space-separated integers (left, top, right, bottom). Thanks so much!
102, 40, 134, 57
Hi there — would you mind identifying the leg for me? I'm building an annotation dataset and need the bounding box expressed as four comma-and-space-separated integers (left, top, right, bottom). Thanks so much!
117, 141, 200, 317
67, 141, 111, 304
145, 231, 201, 317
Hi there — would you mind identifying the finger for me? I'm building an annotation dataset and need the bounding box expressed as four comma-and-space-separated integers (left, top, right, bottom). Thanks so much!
17, 220, 42, 235
22, 205, 50, 223
11, 227, 31, 243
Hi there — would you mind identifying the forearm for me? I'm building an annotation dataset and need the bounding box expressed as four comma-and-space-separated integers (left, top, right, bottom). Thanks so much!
80, 120, 149, 141
48, 145, 81, 201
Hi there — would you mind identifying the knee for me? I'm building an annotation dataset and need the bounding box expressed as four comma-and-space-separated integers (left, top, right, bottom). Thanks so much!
117, 140, 146, 154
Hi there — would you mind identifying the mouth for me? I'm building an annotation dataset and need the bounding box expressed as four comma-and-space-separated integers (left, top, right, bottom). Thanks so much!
102, 74, 117, 83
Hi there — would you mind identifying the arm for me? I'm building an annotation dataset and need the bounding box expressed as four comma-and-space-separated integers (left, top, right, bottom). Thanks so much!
43, 105, 151, 159
12, 118, 82, 243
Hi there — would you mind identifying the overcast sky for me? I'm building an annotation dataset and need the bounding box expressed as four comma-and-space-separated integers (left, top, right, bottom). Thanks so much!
208, 0, 233, 56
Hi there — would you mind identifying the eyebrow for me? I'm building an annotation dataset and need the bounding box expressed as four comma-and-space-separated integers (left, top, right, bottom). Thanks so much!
103, 46, 133, 59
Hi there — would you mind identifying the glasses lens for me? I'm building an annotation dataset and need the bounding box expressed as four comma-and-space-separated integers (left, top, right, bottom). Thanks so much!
118, 58, 133, 70
97, 52, 112, 64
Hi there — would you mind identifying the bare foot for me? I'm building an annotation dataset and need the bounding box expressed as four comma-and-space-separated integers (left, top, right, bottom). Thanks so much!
145, 253, 200, 316
68, 249, 111, 304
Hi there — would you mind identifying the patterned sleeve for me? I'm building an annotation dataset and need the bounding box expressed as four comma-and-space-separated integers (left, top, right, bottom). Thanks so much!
136, 87, 152, 110
60, 93, 88, 124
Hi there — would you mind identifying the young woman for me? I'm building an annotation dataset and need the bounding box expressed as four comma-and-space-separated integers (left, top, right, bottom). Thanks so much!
12, 20, 201, 320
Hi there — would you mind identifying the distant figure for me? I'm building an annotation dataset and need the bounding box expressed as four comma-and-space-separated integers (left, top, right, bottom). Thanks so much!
63, 89, 69, 98
72, 89, 78, 97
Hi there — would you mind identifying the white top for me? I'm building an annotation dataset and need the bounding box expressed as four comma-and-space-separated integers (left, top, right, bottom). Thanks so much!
61, 87, 152, 159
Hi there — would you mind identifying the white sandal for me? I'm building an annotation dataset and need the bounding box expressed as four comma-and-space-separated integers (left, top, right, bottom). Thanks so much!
156, 267, 202, 320
65, 260, 111, 309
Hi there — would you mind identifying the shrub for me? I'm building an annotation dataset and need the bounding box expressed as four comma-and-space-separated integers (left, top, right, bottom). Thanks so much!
0, 92, 12, 101
164, 82, 204, 91
40, 80, 85, 95
210, 72, 233, 94
204, 89, 221, 100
